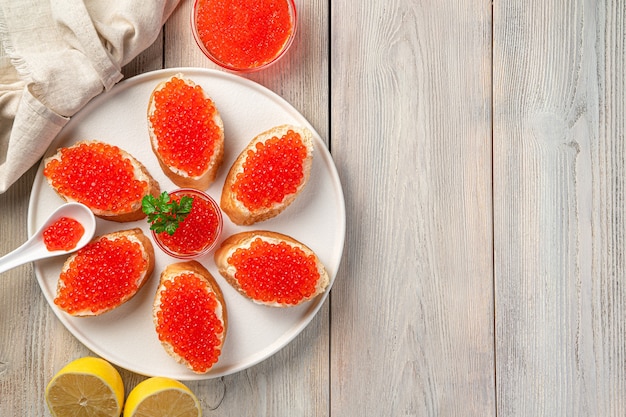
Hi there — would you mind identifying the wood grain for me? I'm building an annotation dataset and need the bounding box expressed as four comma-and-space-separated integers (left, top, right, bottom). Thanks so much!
3, 0, 626, 415
330, 0, 495, 415
494, 0, 626, 415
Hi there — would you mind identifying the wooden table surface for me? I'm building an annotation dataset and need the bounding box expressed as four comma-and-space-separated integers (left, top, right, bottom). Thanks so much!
1, 1, 625, 415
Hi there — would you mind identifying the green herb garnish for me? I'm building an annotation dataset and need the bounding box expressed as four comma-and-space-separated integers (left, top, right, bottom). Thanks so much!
142, 192, 193, 235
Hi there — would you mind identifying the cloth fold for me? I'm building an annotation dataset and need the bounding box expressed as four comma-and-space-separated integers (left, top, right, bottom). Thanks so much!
0, 0, 180, 193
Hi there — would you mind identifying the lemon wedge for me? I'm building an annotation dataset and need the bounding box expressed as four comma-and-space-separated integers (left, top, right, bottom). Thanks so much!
45, 356, 124, 417
123, 377, 201, 417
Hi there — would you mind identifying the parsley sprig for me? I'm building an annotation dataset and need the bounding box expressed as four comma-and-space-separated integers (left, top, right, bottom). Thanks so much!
142, 192, 194, 235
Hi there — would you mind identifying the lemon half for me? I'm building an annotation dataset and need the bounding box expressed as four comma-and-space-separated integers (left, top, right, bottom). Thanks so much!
123, 376, 201, 417
45, 356, 124, 417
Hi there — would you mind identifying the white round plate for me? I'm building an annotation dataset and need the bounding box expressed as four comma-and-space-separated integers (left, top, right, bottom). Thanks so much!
28, 68, 345, 380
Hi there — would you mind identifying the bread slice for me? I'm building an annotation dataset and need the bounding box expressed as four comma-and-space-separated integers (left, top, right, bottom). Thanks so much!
147, 73, 225, 190
214, 230, 329, 307
220, 124, 314, 225
43, 140, 160, 222
54, 228, 155, 317
153, 261, 227, 374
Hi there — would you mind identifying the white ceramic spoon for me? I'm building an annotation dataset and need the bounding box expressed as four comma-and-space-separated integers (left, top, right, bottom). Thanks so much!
0, 203, 96, 274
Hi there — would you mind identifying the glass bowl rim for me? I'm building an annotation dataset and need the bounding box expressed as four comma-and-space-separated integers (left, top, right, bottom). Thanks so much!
190, 0, 298, 73
151, 188, 223, 259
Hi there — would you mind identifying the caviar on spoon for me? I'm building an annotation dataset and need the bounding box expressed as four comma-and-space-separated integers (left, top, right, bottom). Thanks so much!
0, 203, 96, 274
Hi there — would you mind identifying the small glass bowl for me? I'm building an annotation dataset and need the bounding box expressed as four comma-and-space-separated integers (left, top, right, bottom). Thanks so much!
151, 188, 223, 259
191, 0, 297, 73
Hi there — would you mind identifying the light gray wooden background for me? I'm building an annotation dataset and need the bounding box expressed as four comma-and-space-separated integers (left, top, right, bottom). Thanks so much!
1, 0, 624, 415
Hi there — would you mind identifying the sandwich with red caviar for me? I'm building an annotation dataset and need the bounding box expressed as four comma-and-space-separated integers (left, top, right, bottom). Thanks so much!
153, 261, 227, 374
214, 230, 329, 307
43, 140, 160, 222
220, 124, 313, 225
148, 73, 225, 190
54, 228, 155, 316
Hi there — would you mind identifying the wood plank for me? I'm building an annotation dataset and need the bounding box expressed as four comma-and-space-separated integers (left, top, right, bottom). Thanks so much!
493, 0, 626, 414
330, 0, 495, 415
160, 1, 331, 416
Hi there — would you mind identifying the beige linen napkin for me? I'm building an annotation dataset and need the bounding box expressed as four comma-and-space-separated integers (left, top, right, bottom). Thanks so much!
0, 0, 180, 193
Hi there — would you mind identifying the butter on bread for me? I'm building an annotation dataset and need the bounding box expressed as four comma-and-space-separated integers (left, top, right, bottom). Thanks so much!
147, 73, 225, 190
43, 140, 160, 222
220, 124, 314, 225
55, 228, 155, 317
214, 230, 329, 307
153, 261, 227, 374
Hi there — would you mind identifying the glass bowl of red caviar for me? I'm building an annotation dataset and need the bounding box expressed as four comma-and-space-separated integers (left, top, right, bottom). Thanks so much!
191, 0, 297, 72
152, 188, 223, 259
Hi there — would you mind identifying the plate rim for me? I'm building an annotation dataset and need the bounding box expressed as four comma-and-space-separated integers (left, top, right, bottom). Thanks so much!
28, 67, 346, 380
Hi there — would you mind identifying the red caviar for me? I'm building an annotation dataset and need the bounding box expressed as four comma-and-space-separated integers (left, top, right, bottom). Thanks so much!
232, 130, 307, 211
150, 77, 221, 177
156, 273, 224, 372
43, 142, 148, 213
43, 217, 84, 251
229, 238, 320, 305
194, 0, 295, 70
154, 189, 222, 258
54, 236, 147, 315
